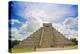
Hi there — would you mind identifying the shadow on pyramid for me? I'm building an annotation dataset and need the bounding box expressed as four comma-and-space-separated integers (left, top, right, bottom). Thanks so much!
14, 23, 75, 48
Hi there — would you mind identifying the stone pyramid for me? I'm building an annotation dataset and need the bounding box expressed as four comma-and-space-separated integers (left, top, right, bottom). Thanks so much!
14, 23, 74, 48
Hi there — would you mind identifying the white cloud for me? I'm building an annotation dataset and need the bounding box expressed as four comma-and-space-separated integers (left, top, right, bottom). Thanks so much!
20, 16, 42, 32
53, 23, 78, 39
11, 19, 22, 24
11, 3, 78, 40
17, 3, 74, 23
52, 17, 78, 39
11, 28, 19, 40
11, 16, 43, 40
11, 16, 78, 40
63, 17, 78, 25
18, 16, 43, 40
11, 27, 28, 40
63, 17, 78, 30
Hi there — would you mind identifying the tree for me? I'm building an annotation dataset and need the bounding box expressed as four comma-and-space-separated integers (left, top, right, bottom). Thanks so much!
70, 38, 78, 45
9, 40, 21, 53
10, 40, 21, 48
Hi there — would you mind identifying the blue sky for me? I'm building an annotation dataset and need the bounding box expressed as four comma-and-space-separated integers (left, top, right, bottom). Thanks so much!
9, 1, 78, 40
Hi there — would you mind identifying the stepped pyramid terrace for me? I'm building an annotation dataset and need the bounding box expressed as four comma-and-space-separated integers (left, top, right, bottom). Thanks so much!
14, 23, 75, 48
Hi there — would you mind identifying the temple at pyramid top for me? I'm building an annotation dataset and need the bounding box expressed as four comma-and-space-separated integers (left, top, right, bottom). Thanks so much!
43, 23, 52, 27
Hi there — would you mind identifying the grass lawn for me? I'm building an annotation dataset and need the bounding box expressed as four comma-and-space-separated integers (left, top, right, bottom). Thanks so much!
12, 48, 33, 53
11, 45, 78, 53
64, 45, 78, 49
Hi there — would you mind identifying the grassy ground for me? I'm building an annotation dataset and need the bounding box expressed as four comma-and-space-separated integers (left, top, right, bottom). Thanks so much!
12, 48, 33, 53
11, 45, 78, 53
64, 45, 78, 49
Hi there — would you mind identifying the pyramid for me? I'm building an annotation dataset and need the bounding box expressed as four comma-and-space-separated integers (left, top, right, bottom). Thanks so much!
14, 23, 74, 48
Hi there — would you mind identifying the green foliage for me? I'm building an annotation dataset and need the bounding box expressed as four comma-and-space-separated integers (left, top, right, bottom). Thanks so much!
11, 40, 21, 48
9, 40, 21, 53
70, 38, 78, 45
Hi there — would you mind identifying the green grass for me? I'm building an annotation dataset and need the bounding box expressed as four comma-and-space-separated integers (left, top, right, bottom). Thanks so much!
12, 48, 33, 53
11, 45, 78, 53
64, 45, 78, 49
